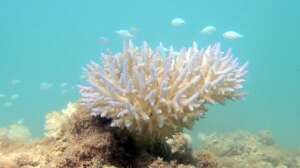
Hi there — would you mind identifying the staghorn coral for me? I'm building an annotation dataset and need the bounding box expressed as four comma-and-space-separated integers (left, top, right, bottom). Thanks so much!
80, 40, 248, 140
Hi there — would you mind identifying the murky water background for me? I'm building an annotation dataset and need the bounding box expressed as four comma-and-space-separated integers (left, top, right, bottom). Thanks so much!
0, 0, 299, 149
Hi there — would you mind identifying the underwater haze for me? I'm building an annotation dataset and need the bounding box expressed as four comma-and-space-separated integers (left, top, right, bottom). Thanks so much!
0, 0, 299, 149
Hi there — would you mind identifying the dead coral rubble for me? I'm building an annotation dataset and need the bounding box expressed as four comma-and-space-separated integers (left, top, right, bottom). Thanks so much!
1, 104, 300, 168
198, 131, 300, 168
0, 104, 216, 168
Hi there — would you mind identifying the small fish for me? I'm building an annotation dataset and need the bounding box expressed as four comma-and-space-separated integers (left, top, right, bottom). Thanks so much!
171, 18, 185, 27
60, 82, 68, 88
223, 31, 244, 40
3, 101, 13, 107
40, 82, 53, 91
10, 94, 19, 100
129, 26, 139, 35
11, 79, 21, 85
98, 37, 110, 45
115, 29, 134, 39
201, 25, 216, 35
17, 119, 24, 124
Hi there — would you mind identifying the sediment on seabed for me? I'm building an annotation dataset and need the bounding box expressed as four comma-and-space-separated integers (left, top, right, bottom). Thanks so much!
0, 103, 299, 168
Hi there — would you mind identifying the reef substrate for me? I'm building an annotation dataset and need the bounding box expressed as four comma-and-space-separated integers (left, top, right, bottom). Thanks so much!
0, 104, 299, 168
0, 104, 217, 168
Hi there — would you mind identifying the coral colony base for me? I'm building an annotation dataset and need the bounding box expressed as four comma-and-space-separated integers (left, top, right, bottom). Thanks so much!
0, 41, 255, 167
1, 105, 300, 167
80, 40, 248, 141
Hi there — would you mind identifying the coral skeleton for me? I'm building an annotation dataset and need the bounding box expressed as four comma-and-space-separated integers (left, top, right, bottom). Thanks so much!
44, 102, 78, 138
80, 40, 248, 139
0, 121, 31, 142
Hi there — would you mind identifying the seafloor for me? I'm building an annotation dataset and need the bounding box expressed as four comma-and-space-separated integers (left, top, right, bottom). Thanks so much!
0, 103, 299, 168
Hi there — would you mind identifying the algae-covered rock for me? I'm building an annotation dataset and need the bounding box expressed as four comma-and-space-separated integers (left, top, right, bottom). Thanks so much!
0, 103, 211, 167
198, 131, 300, 168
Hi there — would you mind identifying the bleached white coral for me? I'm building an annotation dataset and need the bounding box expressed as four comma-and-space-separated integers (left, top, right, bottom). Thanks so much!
0, 121, 31, 142
80, 41, 248, 139
7, 123, 31, 141
44, 102, 77, 138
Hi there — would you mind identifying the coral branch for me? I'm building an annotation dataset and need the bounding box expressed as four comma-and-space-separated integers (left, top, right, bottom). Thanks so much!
80, 41, 248, 140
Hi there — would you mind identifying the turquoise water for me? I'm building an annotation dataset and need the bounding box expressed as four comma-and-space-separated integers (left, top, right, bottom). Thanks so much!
0, 0, 299, 148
